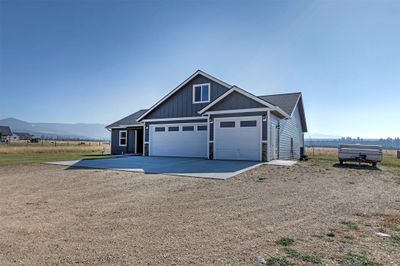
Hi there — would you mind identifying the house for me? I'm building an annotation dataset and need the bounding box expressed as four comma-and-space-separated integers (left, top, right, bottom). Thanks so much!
13, 132, 33, 141
0, 126, 13, 142
106, 70, 307, 161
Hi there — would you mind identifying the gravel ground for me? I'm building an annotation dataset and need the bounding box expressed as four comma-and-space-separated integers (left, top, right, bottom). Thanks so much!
0, 161, 399, 265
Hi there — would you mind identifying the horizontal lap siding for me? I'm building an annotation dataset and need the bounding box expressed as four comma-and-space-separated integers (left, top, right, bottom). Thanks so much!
145, 75, 229, 119
278, 106, 304, 160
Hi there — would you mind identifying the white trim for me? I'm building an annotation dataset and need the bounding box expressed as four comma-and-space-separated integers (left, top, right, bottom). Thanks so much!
192, 83, 211, 104
202, 108, 270, 115
207, 115, 210, 159
119, 130, 127, 147
143, 124, 146, 156
198, 86, 290, 118
141, 116, 207, 122
267, 110, 271, 161
134, 130, 137, 154
137, 70, 231, 121
213, 116, 262, 161
109, 125, 144, 129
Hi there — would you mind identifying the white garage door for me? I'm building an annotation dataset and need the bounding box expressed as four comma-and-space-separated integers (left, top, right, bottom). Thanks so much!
149, 123, 207, 158
214, 116, 261, 161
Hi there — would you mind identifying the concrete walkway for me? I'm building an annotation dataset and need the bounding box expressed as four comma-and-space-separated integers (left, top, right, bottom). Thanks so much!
265, 160, 297, 166
46, 156, 263, 180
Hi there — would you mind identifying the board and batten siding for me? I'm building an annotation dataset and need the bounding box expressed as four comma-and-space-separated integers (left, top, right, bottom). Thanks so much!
277, 106, 304, 160
111, 128, 136, 155
208, 91, 265, 111
144, 74, 229, 119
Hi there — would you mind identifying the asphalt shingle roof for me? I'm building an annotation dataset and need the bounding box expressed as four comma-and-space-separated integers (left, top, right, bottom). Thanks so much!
258, 92, 301, 116
0, 126, 12, 136
106, 109, 148, 129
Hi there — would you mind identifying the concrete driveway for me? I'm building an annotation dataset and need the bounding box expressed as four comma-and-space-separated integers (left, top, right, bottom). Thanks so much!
47, 156, 263, 180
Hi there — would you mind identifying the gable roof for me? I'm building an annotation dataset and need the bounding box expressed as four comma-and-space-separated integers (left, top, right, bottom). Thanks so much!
0, 126, 12, 136
137, 70, 231, 121
259, 92, 307, 132
258, 92, 301, 116
106, 109, 147, 129
199, 86, 289, 118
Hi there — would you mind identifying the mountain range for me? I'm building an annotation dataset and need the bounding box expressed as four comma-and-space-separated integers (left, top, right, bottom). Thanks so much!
0, 118, 109, 140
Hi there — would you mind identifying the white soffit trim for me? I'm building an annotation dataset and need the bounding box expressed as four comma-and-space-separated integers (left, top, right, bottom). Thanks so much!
137, 70, 232, 122
199, 86, 290, 118
141, 116, 207, 122
108, 125, 144, 129
203, 108, 270, 115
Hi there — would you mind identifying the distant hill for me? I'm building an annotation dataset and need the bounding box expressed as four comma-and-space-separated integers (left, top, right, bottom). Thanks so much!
0, 118, 109, 140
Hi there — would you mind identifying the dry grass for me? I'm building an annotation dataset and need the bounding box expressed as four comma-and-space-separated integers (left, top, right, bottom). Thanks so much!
0, 141, 109, 154
306, 147, 398, 157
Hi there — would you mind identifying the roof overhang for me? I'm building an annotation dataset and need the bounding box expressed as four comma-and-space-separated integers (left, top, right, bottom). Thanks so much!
137, 70, 231, 122
198, 86, 290, 118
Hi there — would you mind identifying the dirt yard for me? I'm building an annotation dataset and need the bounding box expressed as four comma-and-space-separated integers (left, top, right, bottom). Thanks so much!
0, 160, 399, 265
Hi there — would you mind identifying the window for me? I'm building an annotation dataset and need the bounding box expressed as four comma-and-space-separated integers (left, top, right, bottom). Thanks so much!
197, 125, 207, 131
155, 127, 165, 132
168, 126, 179, 132
220, 121, 235, 128
240, 120, 257, 127
193, 83, 210, 103
182, 126, 194, 131
119, 130, 127, 146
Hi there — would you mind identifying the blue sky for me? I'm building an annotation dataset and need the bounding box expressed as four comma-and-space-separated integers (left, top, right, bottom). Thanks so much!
0, 0, 399, 138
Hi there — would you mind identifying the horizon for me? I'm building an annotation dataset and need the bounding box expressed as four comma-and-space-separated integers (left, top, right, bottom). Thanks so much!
1, 1, 399, 138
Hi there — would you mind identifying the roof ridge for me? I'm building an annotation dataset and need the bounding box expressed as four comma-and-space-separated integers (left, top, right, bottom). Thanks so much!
258, 92, 301, 97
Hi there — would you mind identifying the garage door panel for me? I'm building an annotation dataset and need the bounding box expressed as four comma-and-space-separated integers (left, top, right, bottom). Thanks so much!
214, 117, 261, 161
150, 124, 207, 158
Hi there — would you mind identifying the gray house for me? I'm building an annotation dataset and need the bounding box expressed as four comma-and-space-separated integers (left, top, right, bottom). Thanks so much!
106, 70, 307, 161
0, 126, 13, 142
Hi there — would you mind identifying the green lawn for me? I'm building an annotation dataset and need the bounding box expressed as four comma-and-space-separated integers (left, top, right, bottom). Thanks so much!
0, 152, 111, 166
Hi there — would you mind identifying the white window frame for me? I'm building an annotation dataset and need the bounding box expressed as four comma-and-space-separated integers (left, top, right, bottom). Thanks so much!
119, 130, 127, 146
192, 83, 210, 104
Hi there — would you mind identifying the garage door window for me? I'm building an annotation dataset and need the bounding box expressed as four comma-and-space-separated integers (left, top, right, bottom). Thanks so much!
197, 125, 207, 131
168, 126, 179, 132
240, 120, 257, 127
220, 121, 235, 128
155, 127, 165, 132
182, 126, 194, 131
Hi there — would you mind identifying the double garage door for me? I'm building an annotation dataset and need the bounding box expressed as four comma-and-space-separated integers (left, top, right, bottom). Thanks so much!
149, 123, 208, 158
149, 117, 261, 161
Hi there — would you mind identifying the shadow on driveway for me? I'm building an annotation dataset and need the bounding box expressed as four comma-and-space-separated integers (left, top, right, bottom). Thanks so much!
47, 156, 263, 180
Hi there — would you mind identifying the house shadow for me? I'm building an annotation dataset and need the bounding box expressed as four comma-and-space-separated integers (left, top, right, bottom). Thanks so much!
332, 163, 381, 171
62, 156, 261, 178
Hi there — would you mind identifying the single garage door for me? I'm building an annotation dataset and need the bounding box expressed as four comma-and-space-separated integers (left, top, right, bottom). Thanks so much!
149, 123, 207, 158
214, 116, 261, 161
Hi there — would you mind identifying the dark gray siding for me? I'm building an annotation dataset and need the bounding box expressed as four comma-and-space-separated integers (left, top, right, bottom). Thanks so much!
209, 91, 265, 111
111, 128, 136, 155
111, 129, 126, 155
128, 129, 136, 153
145, 74, 229, 119
278, 106, 304, 160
